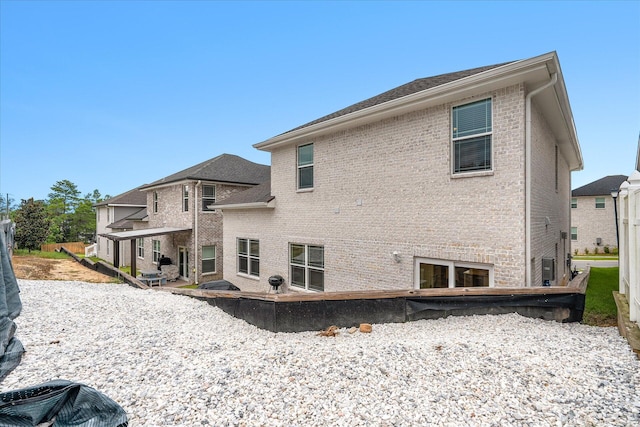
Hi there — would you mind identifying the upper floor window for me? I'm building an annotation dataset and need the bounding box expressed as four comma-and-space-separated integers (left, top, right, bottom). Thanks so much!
202, 185, 216, 211
153, 191, 158, 213
595, 197, 605, 209
202, 245, 216, 274
107, 207, 110, 222
571, 198, 577, 209
297, 143, 314, 190
452, 98, 492, 174
183, 185, 189, 212
290, 243, 324, 291
237, 238, 259, 277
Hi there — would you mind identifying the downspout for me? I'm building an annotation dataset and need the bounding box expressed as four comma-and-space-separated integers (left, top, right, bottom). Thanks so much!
525, 72, 557, 287
195, 180, 201, 284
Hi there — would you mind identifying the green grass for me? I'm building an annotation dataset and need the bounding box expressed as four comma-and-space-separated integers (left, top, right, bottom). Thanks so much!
583, 267, 619, 326
573, 255, 619, 261
14, 249, 71, 259
180, 284, 199, 289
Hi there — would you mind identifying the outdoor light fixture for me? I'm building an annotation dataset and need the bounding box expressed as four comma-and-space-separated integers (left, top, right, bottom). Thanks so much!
611, 188, 619, 248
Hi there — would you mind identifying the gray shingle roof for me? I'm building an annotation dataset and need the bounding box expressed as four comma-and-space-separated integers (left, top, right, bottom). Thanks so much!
572, 175, 628, 197
94, 186, 147, 207
282, 61, 513, 134
141, 154, 270, 189
214, 180, 273, 206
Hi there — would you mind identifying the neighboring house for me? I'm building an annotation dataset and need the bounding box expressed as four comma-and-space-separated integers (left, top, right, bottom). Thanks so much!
570, 175, 627, 255
217, 51, 583, 293
94, 187, 147, 265
100, 154, 270, 284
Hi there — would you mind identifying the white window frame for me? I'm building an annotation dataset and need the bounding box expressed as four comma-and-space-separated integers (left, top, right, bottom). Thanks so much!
297, 143, 314, 191
451, 98, 493, 175
202, 245, 216, 274
571, 198, 577, 209
183, 185, 189, 212
202, 185, 216, 211
414, 257, 494, 289
571, 227, 578, 241
152, 239, 161, 264
237, 238, 259, 278
289, 243, 324, 291
595, 197, 605, 209
137, 238, 144, 259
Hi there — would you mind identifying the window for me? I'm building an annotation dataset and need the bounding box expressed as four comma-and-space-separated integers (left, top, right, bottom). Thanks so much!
137, 238, 144, 259
571, 198, 577, 208
297, 143, 314, 189
107, 207, 110, 222
237, 238, 259, 277
153, 191, 158, 213
202, 245, 216, 274
152, 240, 161, 264
452, 98, 492, 174
571, 227, 578, 241
183, 185, 189, 212
416, 258, 492, 288
555, 146, 559, 191
202, 185, 216, 211
290, 244, 324, 291
595, 197, 605, 209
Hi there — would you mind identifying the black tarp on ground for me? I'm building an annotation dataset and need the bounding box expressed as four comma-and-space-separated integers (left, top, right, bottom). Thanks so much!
0, 220, 23, 383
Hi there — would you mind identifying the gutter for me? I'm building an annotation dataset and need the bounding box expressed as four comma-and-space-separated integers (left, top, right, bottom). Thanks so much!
525, 72, 557, 287
195, 180, 201, 284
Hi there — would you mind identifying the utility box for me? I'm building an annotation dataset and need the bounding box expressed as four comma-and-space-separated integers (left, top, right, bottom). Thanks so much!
542, 258, 555, 282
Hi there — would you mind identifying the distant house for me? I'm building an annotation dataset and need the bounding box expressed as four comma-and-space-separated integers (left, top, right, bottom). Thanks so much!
94, 187, 147, 264
571, 175, 627, 254
100, 154, 269, 284
217, 51, 583, 293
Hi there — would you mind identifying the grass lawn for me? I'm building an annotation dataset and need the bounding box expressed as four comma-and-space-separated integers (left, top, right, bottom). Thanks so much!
583, 267, 619, 326
13, 249, 71, 259
573, 255, 619, 261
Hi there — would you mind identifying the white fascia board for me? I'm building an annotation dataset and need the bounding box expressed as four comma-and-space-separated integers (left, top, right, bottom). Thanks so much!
254, 52, 560, 151
215, 200, 276, 210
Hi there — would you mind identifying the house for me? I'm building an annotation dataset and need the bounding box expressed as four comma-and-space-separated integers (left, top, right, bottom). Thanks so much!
100, 154, 270, 284
570, 175, 627, 255
217, 51, 583, 293
94, 187, 147, 264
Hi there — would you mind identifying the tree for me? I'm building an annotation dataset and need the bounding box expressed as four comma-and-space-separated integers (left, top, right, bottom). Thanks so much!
47, 180, 81, 243
14, 198, 51, 252
68, 198, 96, 243
0, 194, 16, 220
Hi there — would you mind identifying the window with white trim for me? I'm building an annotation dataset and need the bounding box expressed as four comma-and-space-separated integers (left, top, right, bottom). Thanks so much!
202, 245, 216, 274
202, 185, 216, 211
416, 258, 492, 288
237, 238, 259, 277
183, 185, 189, 212
137, 238, 144, 259
595, 197, 605, 209
153, 191, 158, 213
452, 98, 492, 174
571, 227, 578, 241
297, 143, 314, 189
290, 243, 324, 291
571, 198, 577, 209
152, 239, 161, 264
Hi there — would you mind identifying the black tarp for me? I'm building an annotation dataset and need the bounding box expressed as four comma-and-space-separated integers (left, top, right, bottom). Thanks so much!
0, 220, 23, 382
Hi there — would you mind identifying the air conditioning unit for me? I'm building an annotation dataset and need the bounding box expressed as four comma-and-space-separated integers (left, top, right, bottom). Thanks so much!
542, 258, 555, 282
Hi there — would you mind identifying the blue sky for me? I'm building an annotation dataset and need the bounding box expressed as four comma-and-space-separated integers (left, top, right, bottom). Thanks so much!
1, 1, 639, 203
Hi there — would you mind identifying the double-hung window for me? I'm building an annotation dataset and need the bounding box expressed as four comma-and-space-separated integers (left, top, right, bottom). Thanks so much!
297, 143, 314, 190
202, 185, 216, 211
571, 227, 578, 241
152, 240, 161, 264
595, 197, 605, 209
571, 198, 577, 209
153, 191, 158, 213
137, 238, 144, 259
290, 244, 324, 291
183, 185, 189, 212
237, 238, 259, 277
452, 98, 492, 174
202, 245, 216, 274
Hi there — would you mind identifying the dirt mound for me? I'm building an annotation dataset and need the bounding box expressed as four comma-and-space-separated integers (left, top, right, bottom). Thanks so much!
10, 255, 115, 283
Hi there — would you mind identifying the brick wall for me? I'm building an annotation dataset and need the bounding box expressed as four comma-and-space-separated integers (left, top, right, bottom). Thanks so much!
571, 195, 618, 255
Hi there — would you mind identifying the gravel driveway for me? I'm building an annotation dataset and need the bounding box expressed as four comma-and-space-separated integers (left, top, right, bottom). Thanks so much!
2, 280, 639, 426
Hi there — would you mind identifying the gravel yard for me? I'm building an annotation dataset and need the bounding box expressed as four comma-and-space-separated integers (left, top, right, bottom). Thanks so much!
2, 279, 639, 426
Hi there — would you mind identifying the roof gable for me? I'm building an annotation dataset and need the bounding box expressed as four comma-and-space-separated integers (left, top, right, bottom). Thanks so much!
141, 153, 270, 190
94, 186, 147, 207
572, 175, 628, 197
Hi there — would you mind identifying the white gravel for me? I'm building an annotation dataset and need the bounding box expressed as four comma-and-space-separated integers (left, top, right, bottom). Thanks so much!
2, 279, 640, 427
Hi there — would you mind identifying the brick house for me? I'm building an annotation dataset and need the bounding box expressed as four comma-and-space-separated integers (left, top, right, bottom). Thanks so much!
570, 175, 627, 255
94, 186, 147, 265
217, 51, 583, 293
100, 154, 269, 284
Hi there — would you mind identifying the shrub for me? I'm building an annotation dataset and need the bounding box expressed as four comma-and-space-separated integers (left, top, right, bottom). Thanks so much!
584, 248, 590, 255
574, 248, 579, 256
612, 247, 619, 255
604, 246, 610, 254
594, 247, 599, 254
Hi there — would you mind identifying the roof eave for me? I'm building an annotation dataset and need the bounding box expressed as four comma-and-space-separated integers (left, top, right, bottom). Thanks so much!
214, 200, 276, 210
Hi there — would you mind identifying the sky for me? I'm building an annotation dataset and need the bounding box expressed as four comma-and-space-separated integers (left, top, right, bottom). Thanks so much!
1, 1, 639, 204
